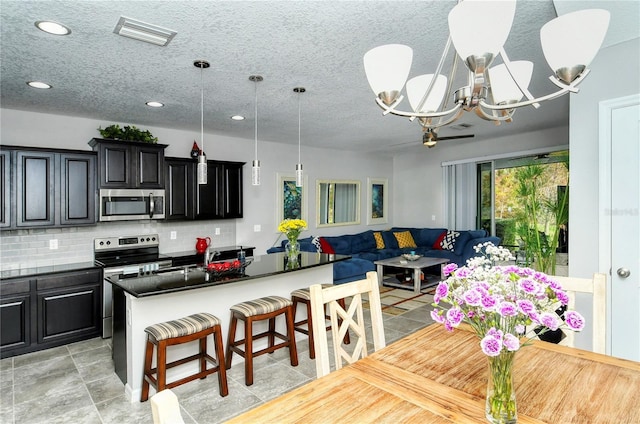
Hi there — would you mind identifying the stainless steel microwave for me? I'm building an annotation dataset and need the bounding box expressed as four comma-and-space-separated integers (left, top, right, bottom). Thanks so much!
99, 189, 165, 221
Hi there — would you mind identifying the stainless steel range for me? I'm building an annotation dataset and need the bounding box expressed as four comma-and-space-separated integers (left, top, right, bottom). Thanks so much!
94, 234, 172, 338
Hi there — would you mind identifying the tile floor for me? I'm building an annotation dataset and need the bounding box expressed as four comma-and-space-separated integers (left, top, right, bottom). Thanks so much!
0, 289, 435, 424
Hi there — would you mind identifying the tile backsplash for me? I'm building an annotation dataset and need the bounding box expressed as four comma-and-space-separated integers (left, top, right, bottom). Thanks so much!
0, 221, 236, 272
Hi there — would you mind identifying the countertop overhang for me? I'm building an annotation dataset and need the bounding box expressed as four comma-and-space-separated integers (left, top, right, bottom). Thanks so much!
106, 252, 350, 298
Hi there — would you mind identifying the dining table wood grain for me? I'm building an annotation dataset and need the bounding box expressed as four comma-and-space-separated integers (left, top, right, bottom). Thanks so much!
226, 324, 640, 423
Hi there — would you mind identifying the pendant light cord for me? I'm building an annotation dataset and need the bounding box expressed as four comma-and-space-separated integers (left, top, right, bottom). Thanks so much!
254, 80, 258, 160
297, 92, 301, 163
200, 65, 204, 153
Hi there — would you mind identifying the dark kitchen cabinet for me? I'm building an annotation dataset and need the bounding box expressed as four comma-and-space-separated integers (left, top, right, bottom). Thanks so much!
164, 157, 244, 221
16, 150, 55, 227
0, 150, 9, 228
0, 267, 102, 359
196, 161, 224, 219
0, 146, 96, 230
223, 162, 244, 218
165, 157, 194, 220
60, 153, 97, 225
0, 278, 31, 354
89, 138, 167, 189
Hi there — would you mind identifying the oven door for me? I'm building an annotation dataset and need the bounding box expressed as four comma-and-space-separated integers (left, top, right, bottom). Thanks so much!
99, 189, 165, 221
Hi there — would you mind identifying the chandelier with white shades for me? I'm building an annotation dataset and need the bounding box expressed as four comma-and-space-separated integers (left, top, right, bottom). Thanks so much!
363, 0, 610, 134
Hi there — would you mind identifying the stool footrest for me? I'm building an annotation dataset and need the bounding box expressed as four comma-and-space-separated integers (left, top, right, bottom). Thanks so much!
228, 331, 291, 358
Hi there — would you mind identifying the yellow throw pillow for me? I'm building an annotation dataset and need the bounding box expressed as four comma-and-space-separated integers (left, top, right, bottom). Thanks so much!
373, 232, 385, 249
394, 231, 417, 249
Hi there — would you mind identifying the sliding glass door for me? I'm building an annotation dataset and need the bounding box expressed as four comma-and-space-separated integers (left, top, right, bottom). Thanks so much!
477, 151, 569, 258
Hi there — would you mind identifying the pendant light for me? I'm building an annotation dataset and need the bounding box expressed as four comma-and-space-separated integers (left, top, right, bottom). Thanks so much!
294, 87, 305, 187
194, 60, 210, 185
249, 75, 263, 186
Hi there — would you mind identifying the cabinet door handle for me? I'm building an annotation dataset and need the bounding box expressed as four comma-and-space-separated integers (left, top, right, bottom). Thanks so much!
45, 290, 93, 301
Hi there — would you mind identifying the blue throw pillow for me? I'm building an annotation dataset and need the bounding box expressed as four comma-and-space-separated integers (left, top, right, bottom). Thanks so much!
350, 230, 376, 252
453, 231, 472, 255
380, 231, 399, 250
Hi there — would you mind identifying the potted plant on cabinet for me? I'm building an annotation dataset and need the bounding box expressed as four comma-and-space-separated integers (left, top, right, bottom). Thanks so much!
97, 124, 158, 143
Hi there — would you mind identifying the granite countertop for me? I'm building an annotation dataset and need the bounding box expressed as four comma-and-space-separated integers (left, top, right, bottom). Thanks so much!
106, 252, 349, 298
0, 261, 99, 280
164, 246, 254, 258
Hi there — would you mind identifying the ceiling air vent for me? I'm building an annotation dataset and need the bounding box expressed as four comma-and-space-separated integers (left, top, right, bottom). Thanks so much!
113, 16, 177, 46
449, 123, 473, 131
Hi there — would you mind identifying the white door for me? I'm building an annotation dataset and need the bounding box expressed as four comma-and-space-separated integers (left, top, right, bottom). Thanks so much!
601, 96, 640, 361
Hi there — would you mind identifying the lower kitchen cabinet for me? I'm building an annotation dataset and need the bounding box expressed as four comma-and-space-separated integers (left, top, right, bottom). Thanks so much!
0, 267, 102, 359
0, 279, 31, 352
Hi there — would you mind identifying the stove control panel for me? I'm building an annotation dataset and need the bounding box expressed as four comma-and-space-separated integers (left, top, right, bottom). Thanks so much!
94, 234, 160, 251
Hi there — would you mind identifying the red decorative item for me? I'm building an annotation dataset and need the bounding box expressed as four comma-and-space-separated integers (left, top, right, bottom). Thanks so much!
195, 237, 211, 254
191, 141, 201, 158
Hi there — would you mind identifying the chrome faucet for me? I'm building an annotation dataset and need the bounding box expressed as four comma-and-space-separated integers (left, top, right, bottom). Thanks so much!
204, 247, 220, 267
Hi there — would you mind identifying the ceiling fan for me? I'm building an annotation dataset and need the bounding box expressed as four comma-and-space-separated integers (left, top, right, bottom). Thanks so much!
421, 129, 475, 148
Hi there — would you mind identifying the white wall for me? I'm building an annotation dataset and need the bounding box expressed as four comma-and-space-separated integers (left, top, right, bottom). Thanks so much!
569, 37, 640, 278
0, 109, 393, 268
391, 126, 569, 228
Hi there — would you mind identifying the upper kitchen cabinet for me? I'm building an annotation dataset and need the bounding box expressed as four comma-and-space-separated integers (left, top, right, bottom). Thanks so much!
89, 138, 167, 189
164, 157, 244, 220
222, 161, 244, 219
16, 150, 55, 227
60, 153, 97, 225
0, 146, 96, 230
164, 157, 194, 220
0, 150, 11, 228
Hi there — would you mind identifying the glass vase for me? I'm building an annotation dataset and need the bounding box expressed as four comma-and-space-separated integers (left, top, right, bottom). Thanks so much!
285, 240, 300, 266
485, 351, 517, 424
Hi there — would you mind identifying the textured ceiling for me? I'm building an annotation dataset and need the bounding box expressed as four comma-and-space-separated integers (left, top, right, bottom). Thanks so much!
1, 1, 637, 153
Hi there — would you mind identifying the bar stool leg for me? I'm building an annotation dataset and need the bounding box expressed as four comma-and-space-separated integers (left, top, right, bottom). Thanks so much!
141, 339, 154, 401
285, 305, 299, 366
213, 326, 229, 396
225, 314, 238, 370
268, 317, 276, 350
199, 336, 207, 377
305, 300, 315, 359
244, 317, 254, 386
157, 339, 167, 393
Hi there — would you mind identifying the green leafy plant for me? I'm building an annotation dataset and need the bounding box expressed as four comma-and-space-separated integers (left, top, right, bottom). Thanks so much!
514, 160, 569, 274
98, 124, 158, 143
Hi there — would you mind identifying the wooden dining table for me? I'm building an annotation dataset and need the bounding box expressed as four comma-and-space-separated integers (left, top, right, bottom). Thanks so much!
226, 323, 640, 423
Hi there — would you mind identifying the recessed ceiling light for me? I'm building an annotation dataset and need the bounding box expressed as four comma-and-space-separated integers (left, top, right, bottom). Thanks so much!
146, 101, 164, 108
35, 21, 71, 35
27, 81, 52, 89
231, 115, 245, 121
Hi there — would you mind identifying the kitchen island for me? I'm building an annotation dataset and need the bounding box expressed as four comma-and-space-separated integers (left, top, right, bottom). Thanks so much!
107, 252, 349, 402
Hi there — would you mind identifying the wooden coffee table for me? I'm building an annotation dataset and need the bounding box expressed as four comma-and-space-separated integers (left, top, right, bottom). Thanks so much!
374, 256, 450, 293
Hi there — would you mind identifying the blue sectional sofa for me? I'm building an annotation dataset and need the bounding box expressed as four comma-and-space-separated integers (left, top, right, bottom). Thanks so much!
267, 227, 500, 284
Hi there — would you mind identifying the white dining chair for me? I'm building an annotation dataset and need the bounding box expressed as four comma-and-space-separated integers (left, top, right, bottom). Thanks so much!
309, 271, 386, 378
552, 273, 607, 354
150, 389, 185, 424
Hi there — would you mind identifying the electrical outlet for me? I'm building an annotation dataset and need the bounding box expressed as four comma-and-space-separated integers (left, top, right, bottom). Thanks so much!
49, 239, 58, 250
254, 224, 261, 232
215, 228, 221, 235
170, 231, 177, 240
431, 215, 436, 221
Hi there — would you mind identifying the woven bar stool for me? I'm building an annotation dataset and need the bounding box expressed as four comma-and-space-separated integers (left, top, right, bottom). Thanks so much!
291, 285, 350, 359
226, 296, 298, 386
141, 312, 228, 402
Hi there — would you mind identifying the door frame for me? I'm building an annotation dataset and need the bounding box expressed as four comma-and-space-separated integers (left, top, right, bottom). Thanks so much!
598, 93, 640, 354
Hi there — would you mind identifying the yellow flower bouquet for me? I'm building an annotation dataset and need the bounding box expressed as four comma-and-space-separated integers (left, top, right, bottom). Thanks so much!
278, 219, 307, 244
